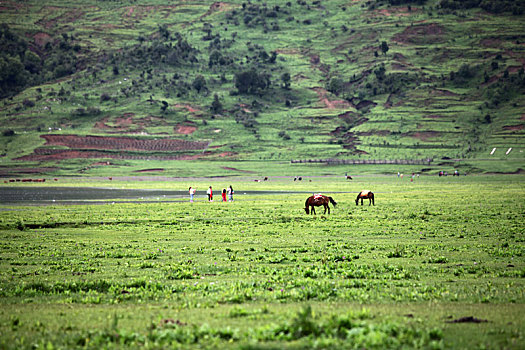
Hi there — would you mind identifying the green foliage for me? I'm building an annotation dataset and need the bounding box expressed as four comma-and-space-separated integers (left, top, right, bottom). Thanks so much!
210, 93, 223, 114
234, 69, 271, 95
0, 24, 81, 98
0, 0, 523, 172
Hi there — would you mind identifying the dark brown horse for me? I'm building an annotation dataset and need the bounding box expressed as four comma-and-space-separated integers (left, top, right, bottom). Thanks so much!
305, 194, 337, 215
355, 190, 374, 206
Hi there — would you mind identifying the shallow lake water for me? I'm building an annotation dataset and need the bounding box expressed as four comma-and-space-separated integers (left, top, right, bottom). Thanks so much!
0, 187, 325, 206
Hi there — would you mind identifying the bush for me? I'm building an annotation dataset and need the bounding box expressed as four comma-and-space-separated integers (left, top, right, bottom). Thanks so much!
22, 99, 35, 108
234, 69, 271, 95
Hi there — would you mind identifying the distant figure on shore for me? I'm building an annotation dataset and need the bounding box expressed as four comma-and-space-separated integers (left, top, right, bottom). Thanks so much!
207, 186, 213, 201
345, 172, 352, 180
227, 185, 234, 201
189, 187, 196, 202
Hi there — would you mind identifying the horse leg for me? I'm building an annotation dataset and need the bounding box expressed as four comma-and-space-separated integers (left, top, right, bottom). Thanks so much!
311, 206, 316, 215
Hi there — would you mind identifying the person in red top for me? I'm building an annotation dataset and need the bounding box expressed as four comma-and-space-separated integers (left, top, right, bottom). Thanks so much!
222, 188, 227, 202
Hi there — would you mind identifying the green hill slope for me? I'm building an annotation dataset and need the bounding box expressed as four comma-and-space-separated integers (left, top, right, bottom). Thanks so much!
1, 0, 524, 176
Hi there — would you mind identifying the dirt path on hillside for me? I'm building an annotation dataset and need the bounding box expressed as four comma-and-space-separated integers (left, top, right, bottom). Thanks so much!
312, 88, 352, 109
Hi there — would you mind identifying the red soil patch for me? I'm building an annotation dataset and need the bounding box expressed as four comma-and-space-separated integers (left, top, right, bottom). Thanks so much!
480, 38, 502, 48
391, 63, 408, 71
174, 104, 201, 113
431, 89, 458, 97
393, 23, 445, 45
374, 7, 418, 17
393, 53, 406, 61
520, 114, 525, 121
92, 161, 112, 166
33, 32, 52, 47
508, 66, 524, 73
0, 1, 25, 11
503, 125, 524, 131
312, 88, 352, 109
37, 7, 85, 29
200, 2, 232, 19
411, 131, 441, 141
175, 124, 197, 135
310, 55, 320, 65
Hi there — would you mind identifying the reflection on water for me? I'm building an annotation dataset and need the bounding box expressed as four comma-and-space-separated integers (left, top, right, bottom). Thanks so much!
0, 187, 315, 206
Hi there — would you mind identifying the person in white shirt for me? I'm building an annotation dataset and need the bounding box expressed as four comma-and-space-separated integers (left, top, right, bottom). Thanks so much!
189, 187, 196, 202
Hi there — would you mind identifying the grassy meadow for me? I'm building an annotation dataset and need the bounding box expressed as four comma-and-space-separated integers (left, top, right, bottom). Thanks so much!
0, 174, 524, 349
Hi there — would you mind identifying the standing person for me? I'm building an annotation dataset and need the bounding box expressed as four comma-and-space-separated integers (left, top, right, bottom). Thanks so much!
227, 185, 234, 201
189, 186, 196, 202
207, 186, 213, 202
222, 188, 227, 202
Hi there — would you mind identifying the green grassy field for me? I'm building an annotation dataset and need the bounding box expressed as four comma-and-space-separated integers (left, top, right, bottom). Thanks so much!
0, 175, 524, 349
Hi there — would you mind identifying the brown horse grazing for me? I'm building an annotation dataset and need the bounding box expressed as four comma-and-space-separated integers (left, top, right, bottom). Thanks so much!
305, 194, 337, 215
355, 190, 374, 206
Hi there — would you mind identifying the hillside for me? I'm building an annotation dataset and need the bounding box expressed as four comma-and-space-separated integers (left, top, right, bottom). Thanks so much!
1, 0, 524, 176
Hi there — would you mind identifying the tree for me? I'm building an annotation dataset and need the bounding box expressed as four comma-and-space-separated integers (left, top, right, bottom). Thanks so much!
210, 93, 223, 114
0, 55, 25, 97
158, 24, 170, 40
327, 77, 344, 96
192, 75, 207, 93
234, 69, 270, 95
24, 50, 41, 74
281, 72, 291, 89
380, 41, 389, 56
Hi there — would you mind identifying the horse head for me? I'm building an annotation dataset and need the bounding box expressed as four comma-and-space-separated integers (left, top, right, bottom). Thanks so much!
304, 207, 310, 214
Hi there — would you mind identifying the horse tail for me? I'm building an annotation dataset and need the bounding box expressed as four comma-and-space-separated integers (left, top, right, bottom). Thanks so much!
329, 196, 337, 207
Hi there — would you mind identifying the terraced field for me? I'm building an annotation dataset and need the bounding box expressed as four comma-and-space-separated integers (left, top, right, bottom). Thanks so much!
0, 0, 523, 176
